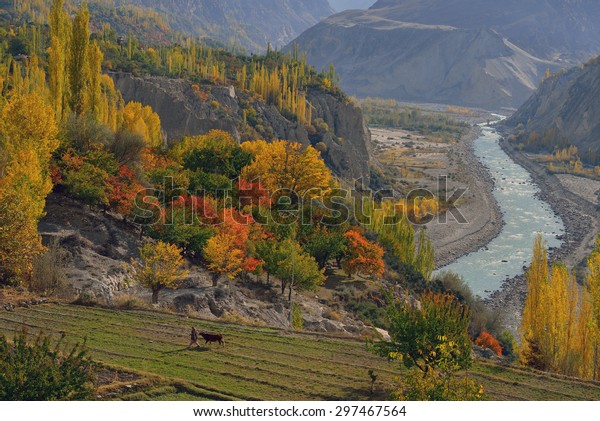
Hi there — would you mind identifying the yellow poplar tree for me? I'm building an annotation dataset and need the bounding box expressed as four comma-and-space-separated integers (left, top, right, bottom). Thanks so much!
68, 3, 90, 115
49, 0, 70, 120
0, 94, 59, 283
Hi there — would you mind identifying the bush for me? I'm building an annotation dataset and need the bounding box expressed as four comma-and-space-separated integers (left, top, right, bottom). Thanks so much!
346, 300, 387, 329
0, 331, 94, 400
497, 330, 518, 360
29, 240, 69, 296
109, 130, 147, 166
292, 303, 304, 330
395, 368, 484, 401
434, 270, 503, 337
474, 331, 503, 357
113, 293, 147, 309
64, 114, 114, 152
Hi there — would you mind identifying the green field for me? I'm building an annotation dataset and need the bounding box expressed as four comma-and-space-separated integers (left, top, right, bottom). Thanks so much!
0, 304, 599, 401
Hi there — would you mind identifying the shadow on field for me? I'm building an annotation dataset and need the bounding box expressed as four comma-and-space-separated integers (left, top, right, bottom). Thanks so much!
163, 347, 211, 354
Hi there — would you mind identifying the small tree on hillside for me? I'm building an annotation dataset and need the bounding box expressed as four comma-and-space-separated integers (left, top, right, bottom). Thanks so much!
129, 241, 188, 304
371, 291, 483, 400
342, 230, 384, 279
276, 239, 325, 300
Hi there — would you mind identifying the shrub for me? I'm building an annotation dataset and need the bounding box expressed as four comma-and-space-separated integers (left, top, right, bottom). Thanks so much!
29, 240, 69, 296
474, 331, 503, 357
292, 303, 304, 330
113, 293, 147, 309
497, 330, 518, 359
109, 130, 147, 166
0, 331, 94, 400
64, 114, 114, 152
395, 368, 484, 401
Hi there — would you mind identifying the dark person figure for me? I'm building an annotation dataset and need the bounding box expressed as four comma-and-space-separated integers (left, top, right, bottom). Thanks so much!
189, 327, 199, 348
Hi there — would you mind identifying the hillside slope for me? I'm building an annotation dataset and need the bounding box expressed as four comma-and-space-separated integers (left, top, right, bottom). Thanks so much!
370, 0, 600, 63
504, 58, 600, 160
290, 10, 558, 109
115, 0, 334, 52
110, 72, 372, 184
1, 304, 599, 400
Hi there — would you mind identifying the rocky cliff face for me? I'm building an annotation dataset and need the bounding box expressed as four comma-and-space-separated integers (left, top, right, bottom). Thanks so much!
504, 58, 600, 159
116, 0, 334, 52
289, 0, 600, 110
110, 72, 372, 184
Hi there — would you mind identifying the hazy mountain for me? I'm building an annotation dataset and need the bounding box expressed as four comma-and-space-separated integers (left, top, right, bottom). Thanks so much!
505, 58, 600, 161
116, 0, 334, 52
370, 0, 600, 63
328, 0, 377, 11
289, 9, 558, 110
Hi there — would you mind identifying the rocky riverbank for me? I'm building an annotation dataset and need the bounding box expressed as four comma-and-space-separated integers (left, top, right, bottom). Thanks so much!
428, 125, 505, 268
487, 134, 600, 334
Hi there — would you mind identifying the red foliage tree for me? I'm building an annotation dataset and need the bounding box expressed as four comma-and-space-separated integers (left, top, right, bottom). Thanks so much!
108, 165, 143, 216
237, 178, 271, 209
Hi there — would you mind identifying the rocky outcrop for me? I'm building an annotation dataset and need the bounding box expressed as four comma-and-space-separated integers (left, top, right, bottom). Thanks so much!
110, 72, 372, 184
111, 72, 241, 143
504, 57, 600, 159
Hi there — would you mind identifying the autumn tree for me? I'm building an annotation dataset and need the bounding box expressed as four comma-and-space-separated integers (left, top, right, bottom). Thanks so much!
129, 241, 188, 304
204, 232, 245, 286
107, 165, 143, 217
0, 94, 59, 283
342, 230, 384, 279
49, 0, 70, 120
241, 140, 333, 201
68, 3, 90, 115
121, 102, 163, 148
520, 234, 549, 370
371, 291, 482, 400
520, 234, 598, 379
585, 237, 600, 380
86, 41, 103, 117
474, 332, 503, 357
203, 209, 261, 286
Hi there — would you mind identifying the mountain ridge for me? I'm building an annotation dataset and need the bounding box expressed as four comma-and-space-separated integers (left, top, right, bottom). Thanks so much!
113, 0, 334, 52
289, 0, 600, 109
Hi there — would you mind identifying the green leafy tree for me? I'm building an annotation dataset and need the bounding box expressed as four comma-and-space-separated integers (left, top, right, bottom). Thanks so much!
371, 291, 482, 400
276, 239, 325, 300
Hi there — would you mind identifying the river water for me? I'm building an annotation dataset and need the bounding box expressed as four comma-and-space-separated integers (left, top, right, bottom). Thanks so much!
438, 125, 565, 297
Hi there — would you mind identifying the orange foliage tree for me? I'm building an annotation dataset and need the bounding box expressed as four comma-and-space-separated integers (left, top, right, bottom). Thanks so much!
203, 209, 263, 285
474, 331, 503, 357
342, 230, 385, 278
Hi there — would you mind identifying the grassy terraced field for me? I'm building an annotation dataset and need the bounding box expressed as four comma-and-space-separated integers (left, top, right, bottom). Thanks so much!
0, 304, 599, 401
